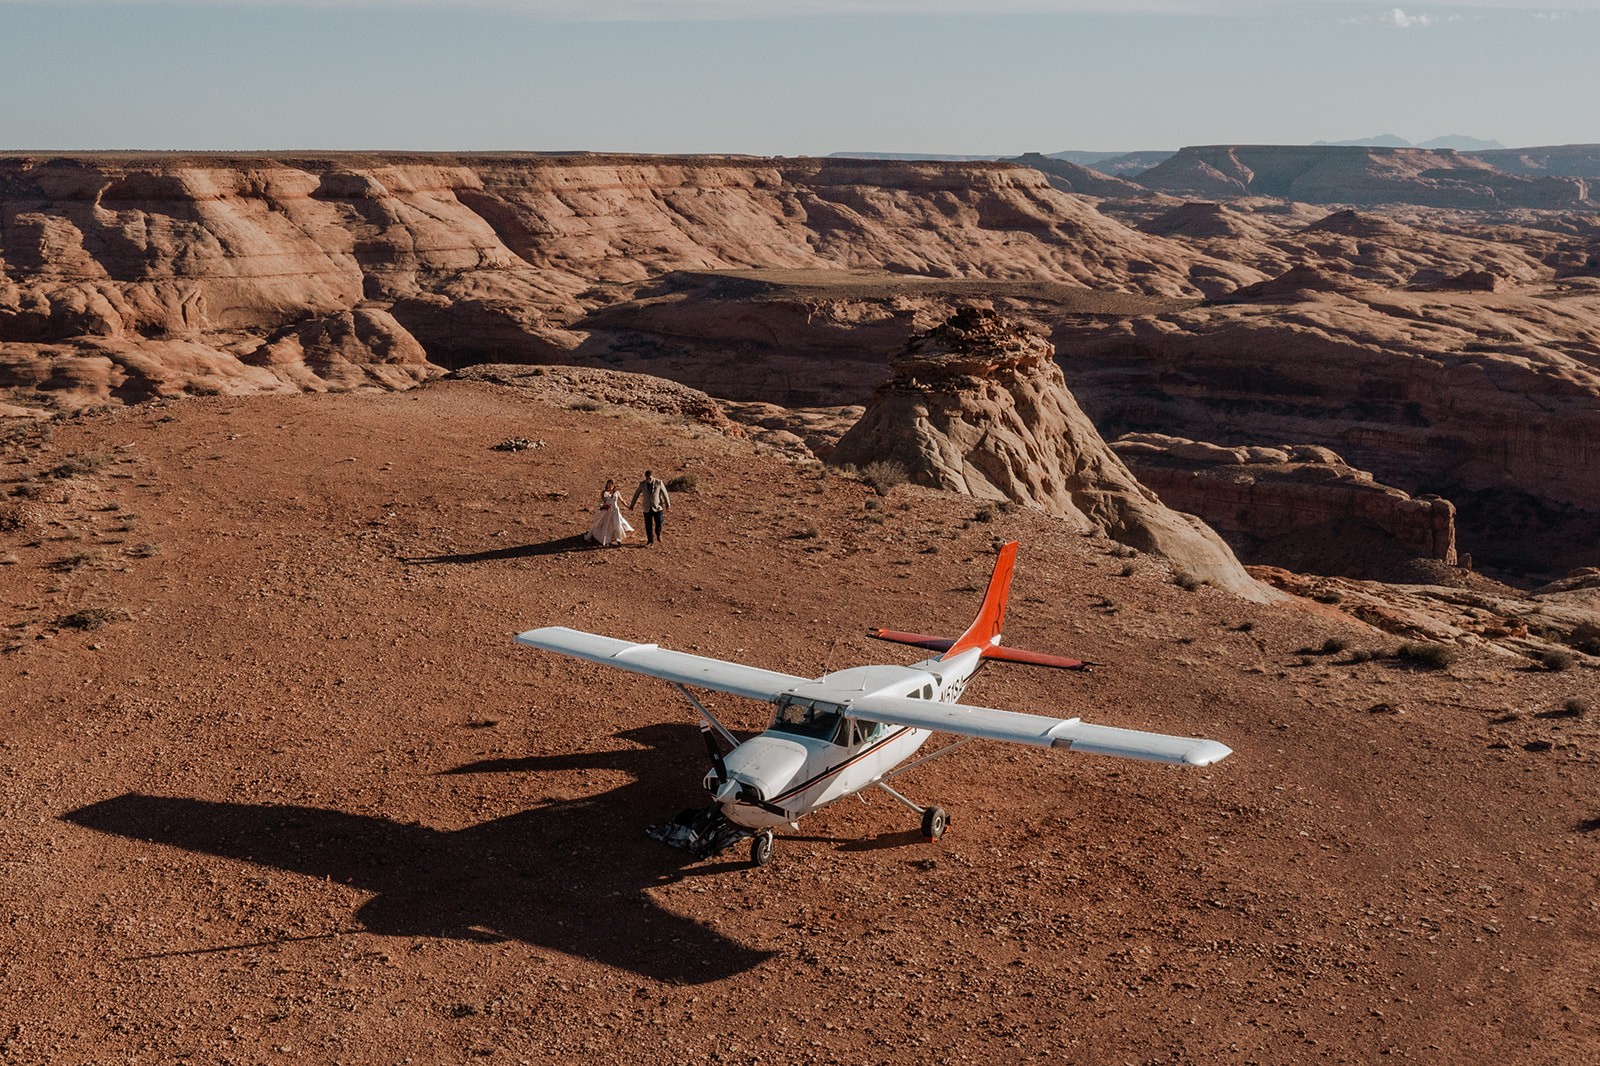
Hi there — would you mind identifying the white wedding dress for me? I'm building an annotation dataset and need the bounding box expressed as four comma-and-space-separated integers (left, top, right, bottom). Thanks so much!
585, 490, 633, 546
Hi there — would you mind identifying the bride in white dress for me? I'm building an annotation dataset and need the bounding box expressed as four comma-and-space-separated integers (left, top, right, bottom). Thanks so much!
585, 478, 634, 546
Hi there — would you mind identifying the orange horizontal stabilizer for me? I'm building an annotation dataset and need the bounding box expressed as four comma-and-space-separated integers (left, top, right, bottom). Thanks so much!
982, 644, 1091, 671
867, 628, 956, 653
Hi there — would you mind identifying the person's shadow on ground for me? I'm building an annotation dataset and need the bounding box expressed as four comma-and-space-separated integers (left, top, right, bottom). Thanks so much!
401, 534, 607, 564
64, 724, 772, 984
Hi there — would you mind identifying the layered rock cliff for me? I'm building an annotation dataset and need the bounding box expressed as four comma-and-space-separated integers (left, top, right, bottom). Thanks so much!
831, 309, 1270, 600
0, 153, 1253, 413
1056, 283, 1600, 578
1113, 433, 1458, 580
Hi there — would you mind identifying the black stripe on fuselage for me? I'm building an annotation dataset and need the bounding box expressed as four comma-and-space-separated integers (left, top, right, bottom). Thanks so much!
768, 726, 915, 806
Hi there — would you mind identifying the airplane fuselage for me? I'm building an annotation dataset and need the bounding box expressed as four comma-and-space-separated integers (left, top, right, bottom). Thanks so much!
709, 648, 982, 829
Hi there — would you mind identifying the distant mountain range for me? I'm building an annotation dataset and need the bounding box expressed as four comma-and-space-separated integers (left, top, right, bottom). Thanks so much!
1313, 134, 1505, 151
834, 136, 1507, 173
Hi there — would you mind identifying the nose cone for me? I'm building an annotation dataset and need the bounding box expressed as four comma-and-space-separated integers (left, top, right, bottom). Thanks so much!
713, 734, 810, 803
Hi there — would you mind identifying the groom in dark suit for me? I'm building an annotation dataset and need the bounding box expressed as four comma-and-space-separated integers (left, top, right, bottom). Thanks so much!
629, 470, 671, 546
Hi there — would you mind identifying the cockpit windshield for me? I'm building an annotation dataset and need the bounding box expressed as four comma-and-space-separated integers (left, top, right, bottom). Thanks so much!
770, 695, 844, 742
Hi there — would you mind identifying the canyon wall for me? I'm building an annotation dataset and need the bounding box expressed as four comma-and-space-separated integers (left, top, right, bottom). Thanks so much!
0, 153, 1252, 413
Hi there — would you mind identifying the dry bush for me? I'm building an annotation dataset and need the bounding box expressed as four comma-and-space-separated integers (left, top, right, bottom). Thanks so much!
0, 503, 39, 533
1540, 649, 1576, 672
45, 453, 109, 480
1396, 641, 1454, 670
56, 606, 129, 631
666, 474, 698, 493
1570, 623, 1600, 657
50, 551, 100, 573
860, 460, 908, 497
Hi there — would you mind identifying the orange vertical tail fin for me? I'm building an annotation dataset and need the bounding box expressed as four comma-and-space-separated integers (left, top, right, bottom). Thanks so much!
942, 540, 1018, 660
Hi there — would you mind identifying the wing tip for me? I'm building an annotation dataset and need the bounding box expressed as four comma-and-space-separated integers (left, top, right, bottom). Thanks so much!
1184, 740, 1234, 766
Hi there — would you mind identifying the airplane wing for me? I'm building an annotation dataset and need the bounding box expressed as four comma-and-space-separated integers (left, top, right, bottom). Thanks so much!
843, 693, 1231, 767
514, 626, 813, 702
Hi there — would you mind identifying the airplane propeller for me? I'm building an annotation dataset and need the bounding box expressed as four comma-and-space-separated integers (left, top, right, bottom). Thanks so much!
700, 721, 729, 784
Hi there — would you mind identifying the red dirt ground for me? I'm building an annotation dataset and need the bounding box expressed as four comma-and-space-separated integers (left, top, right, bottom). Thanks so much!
3, 381, 1598, 1064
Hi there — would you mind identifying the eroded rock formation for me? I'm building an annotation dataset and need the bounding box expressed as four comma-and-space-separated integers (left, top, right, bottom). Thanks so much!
831, 309, 1270, 600
1113, 433, 1458, 580
1057, 282, 1600, 578
0, 153, 1255, 413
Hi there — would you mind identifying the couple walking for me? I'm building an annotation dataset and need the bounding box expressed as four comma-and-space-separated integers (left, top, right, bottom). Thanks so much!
584, 470, 671, 547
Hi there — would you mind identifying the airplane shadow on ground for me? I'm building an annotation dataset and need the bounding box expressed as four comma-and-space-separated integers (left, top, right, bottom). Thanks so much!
63, 724, 773, 984
401, 534, 631, 565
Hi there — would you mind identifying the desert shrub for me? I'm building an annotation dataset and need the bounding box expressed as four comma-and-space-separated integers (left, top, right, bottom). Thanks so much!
666, 474, 698, 492
863, 496, 880, 511
1174, 572, 1203, 591
1571, 623, 1600, 656
860, 460, 908, 497
973, 506, 995, 523
568, 399, 605, 412
791, 523, 819, 540
1540, 649, 1576, 672
1119, 563, 1136, 577
1350, 648, 1383, 663
1234, 620, 1255, 633
1321, 636, 1350, 655
50, 552, 99, 572
46, 453, 109, 479
125, 542, 161, 559
997, 500, 1016, 514
1565, 698, 1592, 718
1312, 591, 1342, 604
0, 504, 33, 532
1396, 641, 1454, 670
56, 606, 128, 630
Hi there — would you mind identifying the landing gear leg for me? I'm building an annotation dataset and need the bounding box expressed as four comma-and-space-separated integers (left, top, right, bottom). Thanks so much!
877, 780, 952, 842
750, 829, 775, 867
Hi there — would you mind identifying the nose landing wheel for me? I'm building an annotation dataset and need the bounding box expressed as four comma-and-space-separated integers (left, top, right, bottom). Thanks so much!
750, 829, 775, 866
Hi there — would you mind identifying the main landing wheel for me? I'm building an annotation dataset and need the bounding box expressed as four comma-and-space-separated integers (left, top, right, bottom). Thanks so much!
921, 806, 949, 841
750, 830, 775, 867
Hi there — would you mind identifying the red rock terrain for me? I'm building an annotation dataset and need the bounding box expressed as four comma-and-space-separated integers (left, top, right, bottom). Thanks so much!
831, 309, 1265, 599
0, 153, 1256, 415
4, 150, 1600, 579
1113, 434, 1459, 580
4, 382, 1600, 1064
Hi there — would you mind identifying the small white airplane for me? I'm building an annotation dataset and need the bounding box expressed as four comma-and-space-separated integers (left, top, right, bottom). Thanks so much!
515, 541, 1231, 866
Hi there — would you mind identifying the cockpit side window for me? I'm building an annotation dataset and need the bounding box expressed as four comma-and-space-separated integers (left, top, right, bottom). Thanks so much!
770, 696, 843, 742
851, 719, 887, 747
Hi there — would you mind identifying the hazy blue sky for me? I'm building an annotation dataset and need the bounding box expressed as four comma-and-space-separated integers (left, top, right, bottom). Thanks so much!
1, 0, 1594, 154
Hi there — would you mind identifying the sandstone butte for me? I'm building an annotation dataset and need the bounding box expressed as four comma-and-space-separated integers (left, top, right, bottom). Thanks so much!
2, 150, 1600, 586
831, 308, 1268, 600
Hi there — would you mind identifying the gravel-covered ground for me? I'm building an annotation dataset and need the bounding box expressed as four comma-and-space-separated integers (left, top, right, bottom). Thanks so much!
3, 381, 1598, 1063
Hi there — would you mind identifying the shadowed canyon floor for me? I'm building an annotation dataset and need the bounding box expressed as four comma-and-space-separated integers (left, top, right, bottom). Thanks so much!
4, 382, 1599, 1063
